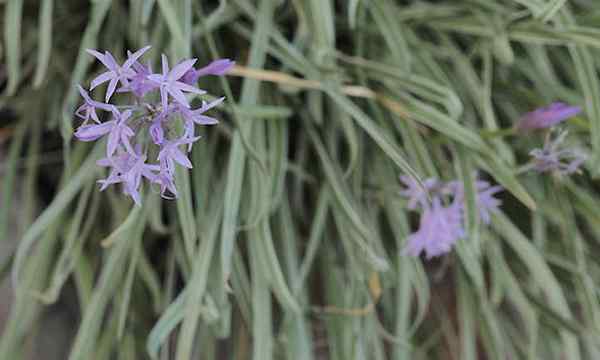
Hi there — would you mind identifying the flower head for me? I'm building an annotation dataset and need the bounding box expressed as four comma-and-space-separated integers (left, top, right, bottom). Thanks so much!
404, 199, 465, 259
74, 49, 229, 204
402, 173, 503, 258
517, 102, 581, 131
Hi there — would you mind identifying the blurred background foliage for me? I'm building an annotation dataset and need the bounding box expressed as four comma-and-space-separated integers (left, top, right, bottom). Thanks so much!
2, 0, 600, 359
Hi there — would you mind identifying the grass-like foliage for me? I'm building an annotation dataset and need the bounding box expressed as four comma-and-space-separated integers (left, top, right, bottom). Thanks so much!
2, 0, 600, 359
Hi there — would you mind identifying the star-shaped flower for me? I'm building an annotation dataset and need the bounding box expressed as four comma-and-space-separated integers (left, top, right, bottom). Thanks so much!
86, 46, 151, 102
74, 108, 136, 156
148, 55, 206, 111
97, 148, 159, 205
75, 85, 115, 124
178, 97, 223, 150
157, 135, 201, 173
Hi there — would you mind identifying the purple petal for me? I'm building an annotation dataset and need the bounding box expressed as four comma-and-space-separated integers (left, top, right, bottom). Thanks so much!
196, 59, 235, 77
517, 102, 582, 130
173, 81, 205, 95
171, 148, 193, 168
103, 51, 119, 70
107, 128, 120, 156
86, 49, 112, 69
169, 59, 198, 81
105, 77, 119, 102
147, 74, 164, 84
167, 87, 190, 108
90, 71, 114, 90
77, 85, 92, 102
74, 122, 114, 141
123, 45, 151, 69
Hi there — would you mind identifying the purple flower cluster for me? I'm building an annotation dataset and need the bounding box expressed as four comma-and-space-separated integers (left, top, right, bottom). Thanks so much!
399, 175, 502, 259
73, 46, 234, 204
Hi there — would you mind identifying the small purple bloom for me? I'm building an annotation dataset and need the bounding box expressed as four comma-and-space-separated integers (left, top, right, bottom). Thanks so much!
517, 102, 581, 130
122, 59, 158, 97
97, 149, 159, 205
76, 108, 135, 156
399, 175, 440, 210
75, 85, 115, 124
157, 135, 201, 173
404, 198, 465, 259
181, 59, 235, 85
148, 55, 206, 111
178, 98, 223, 150
106, 109, 136, 156
530, 131, 587, 175
86, 46, 151, 102
154, 171, 178, 199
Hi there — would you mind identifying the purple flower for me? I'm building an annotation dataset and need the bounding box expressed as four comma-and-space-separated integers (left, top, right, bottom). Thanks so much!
74, 49, 228, 204
96, 148, 159, 205
178, 97, 223, 150
86, 46, 151, 102
399, 175, 440, 210
154, 170, 178, 199
157, 135, 201, 173
74, 108, 135, 156
75, 85, 115, 124
404, 198, 465, 259
181, 59, 235, 85
517, 102, 581, 130
121, 59, 158, 97
148, 55, 206, 111
530, 131, 587, 175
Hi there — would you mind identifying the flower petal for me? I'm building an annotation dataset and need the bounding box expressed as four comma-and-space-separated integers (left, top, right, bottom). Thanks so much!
123, 45, 151, 69
90, 71, 114, 90
105, 77, 119, 102
74, 122, 113, 141
173, 81, 205, 94
171, 148, 193, 168
196, 59, 235, 76
167, 87, 190, 108
169, 59, 198, 81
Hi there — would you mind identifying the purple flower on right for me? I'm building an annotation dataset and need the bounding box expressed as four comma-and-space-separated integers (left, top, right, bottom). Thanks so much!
516, 102, 581, 131
399, 174, 503, 259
